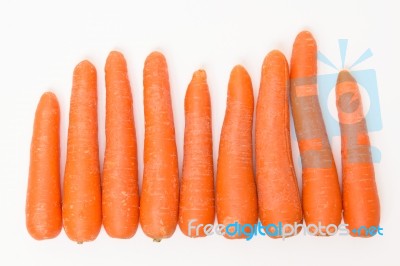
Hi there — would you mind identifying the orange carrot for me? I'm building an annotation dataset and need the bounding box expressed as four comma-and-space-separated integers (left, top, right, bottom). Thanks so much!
216, 65, 258, 239
140, 52, 179, 241
336, 70, 380, 237
179, 70, 214, 237
290, 31, 342, 235
63, 60, 102, 243
26, 92, 62, 240
102, 51, 139, 239
256, 50, 302, 237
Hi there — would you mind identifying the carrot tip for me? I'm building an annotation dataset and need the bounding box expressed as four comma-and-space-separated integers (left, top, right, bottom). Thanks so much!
296, 30, 315, 39
232, 64, 246, 74
294, 30, 316, 47
146, 51, 166, 62
337, 70, 356, 84
39, 91, 59, 108
108, 50, 123, 57
74, 60, 96, 75
106, 51, 125, 63
192, 69, 207, 81
263, 50, 287, 67
42, 91, 57, 99
267, 49, 284, 58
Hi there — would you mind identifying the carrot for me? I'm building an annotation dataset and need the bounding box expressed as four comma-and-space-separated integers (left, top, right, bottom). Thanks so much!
140, 52, 179, 241
62, 60, 102, 243
216, 65, 258, 239
290, 31, 342, 235
26, 92, 62, 240
102, 51, 139, 239
336, 70, 380, 237
178, 70, 214, 237
255, 50, 302, 238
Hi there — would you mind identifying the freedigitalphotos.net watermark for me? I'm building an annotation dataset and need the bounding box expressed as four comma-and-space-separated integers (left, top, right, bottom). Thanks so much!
187, 219, 383, 240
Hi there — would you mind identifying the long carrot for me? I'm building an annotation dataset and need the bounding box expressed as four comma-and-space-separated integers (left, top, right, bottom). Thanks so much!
179, 70, 214, 237
26, 92, 62, 240
216, 65, 258, 239
256, 50, 302, 237
290, 31, 342, 235
336, 70, 380, 237
62, 60, 102, 243
102, 51, 139, 239
140, 52, 179, 241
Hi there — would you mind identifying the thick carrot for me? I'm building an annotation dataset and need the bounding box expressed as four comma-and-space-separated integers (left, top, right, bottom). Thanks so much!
216, 65, 258, 239
179, 70, 214, 237
102, 51, 139, 239
140, 52, 179, 241
26, 92, 62, 240
256, 50, 302, 238
62, 60, 102, 243
290, 31, 342, 235
336, 70, 380, 237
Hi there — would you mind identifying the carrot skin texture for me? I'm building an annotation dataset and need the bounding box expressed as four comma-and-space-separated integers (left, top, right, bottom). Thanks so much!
179, 70, 215, 237
102, 51, 139, 239
290, 31, 342, 234
140, 52, 179, 240
26, 92, 62, 240
256, 51, 302, 238
216, 65, 258, 239
63, 60, 102, 243
336, 70, 380, 237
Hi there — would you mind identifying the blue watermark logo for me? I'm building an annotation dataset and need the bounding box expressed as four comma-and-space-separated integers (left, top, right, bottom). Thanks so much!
292, 39, 383, 163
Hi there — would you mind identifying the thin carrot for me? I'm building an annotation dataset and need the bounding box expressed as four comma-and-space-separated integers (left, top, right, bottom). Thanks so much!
216, 65, 258, 239
290, 31, 342, 235
140, 52, 179, 241
256, 50, 302, 238
26, 92, 62, 240
102, 51, 139, 239
179, 70, 214, 237
62, 60, 102, 243
336, 70, 380, 237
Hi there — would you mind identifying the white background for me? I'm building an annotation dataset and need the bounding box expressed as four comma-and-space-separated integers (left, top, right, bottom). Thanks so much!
1, 0, 399, 265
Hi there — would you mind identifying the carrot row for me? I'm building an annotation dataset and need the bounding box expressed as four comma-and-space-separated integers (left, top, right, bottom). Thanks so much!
26, 32, 380, 242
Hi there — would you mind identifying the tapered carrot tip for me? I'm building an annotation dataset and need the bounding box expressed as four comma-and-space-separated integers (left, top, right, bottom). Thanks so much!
337, 70, 356, 84
74, 60, 96, 75
41, 91, 58, 104
106, 50, 125, 65
146, 51, 166, 65
267, 50, 285, 60
294, 30, 316, 44
192, 69, 207, 82
228, 65, 253, 105
263, 50, 286, 67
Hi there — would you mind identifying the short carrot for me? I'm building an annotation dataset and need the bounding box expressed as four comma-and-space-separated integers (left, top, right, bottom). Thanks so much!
179, 70, 214, 237
62, 60, 102, 243
290, 31, 342, 235
102, 51, 139, 239
140, 52, 179, 241
336, 70, 380, 237
216, 65, 258, 239
255, 50, 302, 237
26, 92, 62, 240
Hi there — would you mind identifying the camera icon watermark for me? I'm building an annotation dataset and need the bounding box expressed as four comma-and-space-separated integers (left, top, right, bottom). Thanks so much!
292, 39, 382, 163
